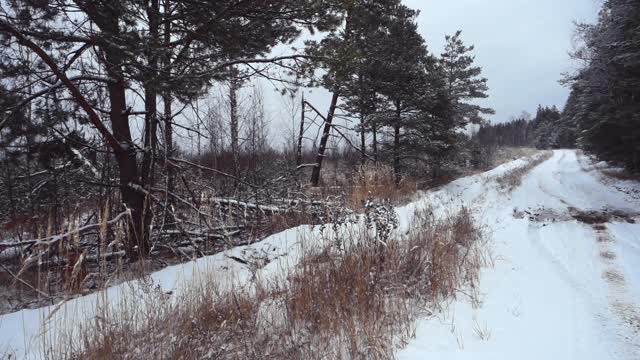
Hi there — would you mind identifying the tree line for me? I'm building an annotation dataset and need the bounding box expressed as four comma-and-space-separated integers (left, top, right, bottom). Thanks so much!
562, 0, 640, 171
476, 105, 575, 150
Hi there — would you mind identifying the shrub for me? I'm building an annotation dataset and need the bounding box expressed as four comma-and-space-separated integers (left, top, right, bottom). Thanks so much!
58, 205, 486, 359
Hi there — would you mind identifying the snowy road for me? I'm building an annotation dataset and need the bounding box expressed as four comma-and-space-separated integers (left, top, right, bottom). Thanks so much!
400, 150, 640, 360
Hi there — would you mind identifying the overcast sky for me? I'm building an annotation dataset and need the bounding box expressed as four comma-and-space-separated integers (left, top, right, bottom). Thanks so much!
404, 0, 600, 123
205, 0, 601, 151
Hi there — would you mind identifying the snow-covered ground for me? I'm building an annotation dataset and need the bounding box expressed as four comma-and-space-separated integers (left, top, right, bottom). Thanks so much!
400, 150, 640, 360
1, 150, 639, 359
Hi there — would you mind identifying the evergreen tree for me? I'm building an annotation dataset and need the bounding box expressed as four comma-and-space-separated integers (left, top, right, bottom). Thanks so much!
440, 31, 494, 128
421, 31, 493, 177
555, 91, 579, 148
531, 105, 562, 149
306, 0, 428, 185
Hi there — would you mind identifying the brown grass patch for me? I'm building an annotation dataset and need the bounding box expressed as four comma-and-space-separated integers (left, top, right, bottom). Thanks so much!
601, 169, 640, 182
600, 251, 616, 260
491, 147, 540, 168
597, 235, 613, 243
572, 212, 609, 225
348, 165, 418, 211
54, 206, 486, 359
603, 269, 625, 284
495, 151, 553, 192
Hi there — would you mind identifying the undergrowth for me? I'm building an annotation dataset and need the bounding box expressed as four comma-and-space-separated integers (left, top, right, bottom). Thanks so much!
47, 204, 486, 360
347, 165, 417, 211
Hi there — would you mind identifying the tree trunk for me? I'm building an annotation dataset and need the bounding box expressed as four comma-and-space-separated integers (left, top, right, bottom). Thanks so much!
393, 101, 402, 186
310, 92, 339, 187
372, 123, 378, 165
229, 77, 240, 178
141, 0, 160, 225
296, 94, 305, 166
162, 0, 175, 217
371, 98, 378, 166
96, 12, 151, 261
432, 159, 440, 180
163, 93, 173, 189
109, 76, 149, 260
360, 112, 366, 166
358, 73, 367, 166
393, 124, 401, 186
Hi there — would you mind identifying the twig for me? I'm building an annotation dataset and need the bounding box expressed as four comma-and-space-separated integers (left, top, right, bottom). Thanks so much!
0, 262, 50, 298
168, 157, 258, 188
0, 211, 130, 250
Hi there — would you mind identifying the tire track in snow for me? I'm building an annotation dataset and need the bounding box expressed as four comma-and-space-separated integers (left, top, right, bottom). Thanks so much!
594, 225, 640, 351
525, 224, 594, 301
525, 218, 640, 358
521, 151, 640, 357
573, 150, 640, 351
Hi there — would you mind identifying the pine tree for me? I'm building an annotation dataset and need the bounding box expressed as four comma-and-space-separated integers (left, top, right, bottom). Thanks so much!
555, 91, 579, 148
420, 31, 493, 177
306, 0, 426, 185
440, 31, 494, 127
374, 5, 431, 184
531, 105, 562, 149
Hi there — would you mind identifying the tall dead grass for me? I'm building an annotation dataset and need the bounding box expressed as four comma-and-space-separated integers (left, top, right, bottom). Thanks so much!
490, 147, 539, 168
495, 151, 553, 192
51, 205, 486, 360
346, 165, 417, 211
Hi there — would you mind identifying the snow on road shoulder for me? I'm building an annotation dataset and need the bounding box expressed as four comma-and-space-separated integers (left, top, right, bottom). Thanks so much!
0, 224, 318, 358
400, 150, 640, 360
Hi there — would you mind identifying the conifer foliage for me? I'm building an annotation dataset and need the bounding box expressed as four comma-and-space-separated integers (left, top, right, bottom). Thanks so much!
440, 31, 494, 127
476, 105, 574, 150
307, 3, 492, 185
563, 0, 640, 171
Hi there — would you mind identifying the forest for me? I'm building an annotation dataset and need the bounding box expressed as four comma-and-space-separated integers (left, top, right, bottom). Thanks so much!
0, 0, 496, 305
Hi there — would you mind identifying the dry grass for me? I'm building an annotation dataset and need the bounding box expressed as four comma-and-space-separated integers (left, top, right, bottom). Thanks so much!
603, 269, 625, 285
247, 210, 316, 241
495, 151, 553, 192
490, 147, 539, 168
600, 251, 616, 260
601, 168, 640, 182
472, 319, 491, 341
304, 164, 418, 213
315, 148, 543, 214
51, 206, 486, 360
346, 165, 417, 211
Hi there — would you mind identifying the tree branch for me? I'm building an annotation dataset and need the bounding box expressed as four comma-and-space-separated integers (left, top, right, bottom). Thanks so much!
0, 19, 125, 155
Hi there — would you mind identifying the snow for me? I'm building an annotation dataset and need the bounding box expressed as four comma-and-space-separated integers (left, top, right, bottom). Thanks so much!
609, 223, 640, 312
400, 150, 640, 360
69, 148, 100, 178
2, 150, 639, 359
